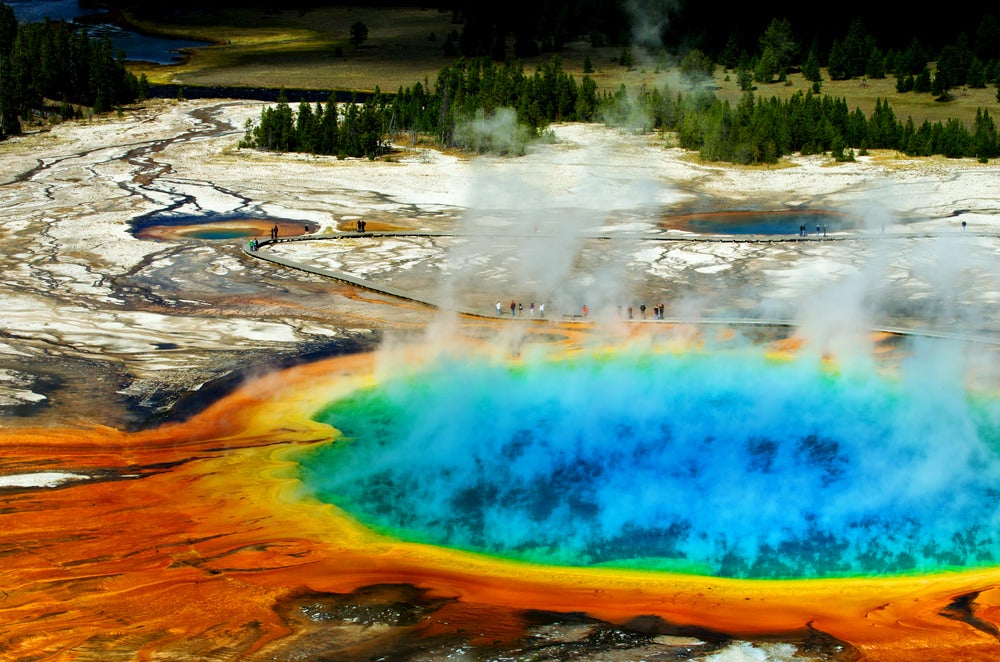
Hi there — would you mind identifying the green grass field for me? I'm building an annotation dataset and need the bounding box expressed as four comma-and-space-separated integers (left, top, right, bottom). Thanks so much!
125, 5, 998, 129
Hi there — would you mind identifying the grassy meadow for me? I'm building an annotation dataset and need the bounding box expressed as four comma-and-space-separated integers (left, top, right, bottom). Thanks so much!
124, 5, 998, 130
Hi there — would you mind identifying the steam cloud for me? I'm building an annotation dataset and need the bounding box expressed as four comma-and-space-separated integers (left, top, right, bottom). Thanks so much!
303, 344, 1000, 578
304, 95, 1000, 580
625, 0, 678, 53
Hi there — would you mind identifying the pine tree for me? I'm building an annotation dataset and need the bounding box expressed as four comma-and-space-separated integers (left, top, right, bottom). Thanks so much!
868, 98, 900, 149
975, 14, 1000, 62
973, 107, 999, 161
866, 47, 886, 78
846, 107, 868, 146
939, 117, 971, 157
802, 49, 822, 82
841, 18, 875, 78
720, 34, 741, 70
827, 41, 848, 80
758, 18, 797, 76
318, 94, 340, 154
295, 100, 317, 153
254, 91, 296, 151
914, 67, 932, 92
0, 3, 17, 137
967, 57, 987, 88
900, 38, 929, 76
349, 21, 368, 49
736, 54, 754, 91
754, 48, 778, 83
575, 75, 597, 121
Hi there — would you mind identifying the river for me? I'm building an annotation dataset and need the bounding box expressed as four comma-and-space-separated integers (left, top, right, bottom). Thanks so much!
7, 0, 210, 65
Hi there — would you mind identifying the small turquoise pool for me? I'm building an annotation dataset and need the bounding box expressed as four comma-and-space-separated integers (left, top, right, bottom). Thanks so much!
181, 228, 257, 240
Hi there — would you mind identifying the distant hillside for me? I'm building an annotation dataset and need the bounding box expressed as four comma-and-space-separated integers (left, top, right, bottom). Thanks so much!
98, 0, 998, 56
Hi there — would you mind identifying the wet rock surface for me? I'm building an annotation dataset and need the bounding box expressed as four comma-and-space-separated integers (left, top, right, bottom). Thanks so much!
0, 100, 424, 428
257, 584, 857, 661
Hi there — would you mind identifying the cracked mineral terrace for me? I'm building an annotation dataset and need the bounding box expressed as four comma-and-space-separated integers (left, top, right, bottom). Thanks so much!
3, 98, 997, 430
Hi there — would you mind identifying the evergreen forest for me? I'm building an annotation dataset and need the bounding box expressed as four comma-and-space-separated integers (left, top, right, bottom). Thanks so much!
238, 2, 1000, 164
2, 0, 1000, 164
0, 3, 147, 138
241, 55, 1000, 164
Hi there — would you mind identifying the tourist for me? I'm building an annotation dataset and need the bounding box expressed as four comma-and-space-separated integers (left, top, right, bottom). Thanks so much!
496, 301, 502, 315
530, 302, 535, 316
539, 303, 544, 318
582, 305, 588, 318
510, 300, 515, 316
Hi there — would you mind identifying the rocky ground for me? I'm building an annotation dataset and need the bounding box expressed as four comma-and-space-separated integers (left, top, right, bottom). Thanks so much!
2, 99, 1000, 660
2, 98, 998, 430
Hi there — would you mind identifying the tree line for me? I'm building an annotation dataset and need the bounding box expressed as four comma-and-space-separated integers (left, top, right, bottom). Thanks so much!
0, 3, 147, 139
242, 54, 999, 164
629, 86, 999, 164
241, 57, 598, 158
3, 0, 996, 165
236, 5, 1000, 164
722, 15, 1000, 100
239, 91, 387, 158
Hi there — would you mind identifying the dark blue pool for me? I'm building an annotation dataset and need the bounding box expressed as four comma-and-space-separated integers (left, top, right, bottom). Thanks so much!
665, 211, 853, 235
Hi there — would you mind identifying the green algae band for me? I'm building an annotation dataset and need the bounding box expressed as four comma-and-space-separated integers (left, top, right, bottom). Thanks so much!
299, 344, 1000, 579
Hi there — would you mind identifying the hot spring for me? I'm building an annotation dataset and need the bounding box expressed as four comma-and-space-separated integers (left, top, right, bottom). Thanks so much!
298, 339, 1000, 580
662, 210, 855, 235
132, 215, 316, 241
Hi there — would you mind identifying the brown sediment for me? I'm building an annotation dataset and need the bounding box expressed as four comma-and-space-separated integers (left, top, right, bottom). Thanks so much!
1, 332, 999, 659
336, 219, 408, 233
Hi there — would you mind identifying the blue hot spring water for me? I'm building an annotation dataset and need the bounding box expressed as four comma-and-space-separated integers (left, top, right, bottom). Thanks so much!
298, 344, 1000, 578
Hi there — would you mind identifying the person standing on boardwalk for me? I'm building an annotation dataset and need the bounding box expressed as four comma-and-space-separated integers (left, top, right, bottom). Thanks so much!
496, 301, 502, 315
510, 300, 516, 316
